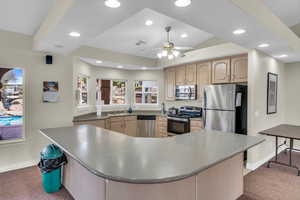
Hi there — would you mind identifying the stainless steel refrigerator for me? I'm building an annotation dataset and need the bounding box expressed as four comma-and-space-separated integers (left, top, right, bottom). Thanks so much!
203, 84, 247, 135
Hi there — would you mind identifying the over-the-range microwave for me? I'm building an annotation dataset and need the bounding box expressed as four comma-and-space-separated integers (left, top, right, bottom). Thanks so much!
175, 85, 197, 100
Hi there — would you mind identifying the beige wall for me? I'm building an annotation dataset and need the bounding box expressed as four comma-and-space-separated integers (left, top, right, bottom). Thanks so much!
247, 50, 286, 169
0, 30, 73, 172
284, 62, 300, 125
73, 59, 164, 116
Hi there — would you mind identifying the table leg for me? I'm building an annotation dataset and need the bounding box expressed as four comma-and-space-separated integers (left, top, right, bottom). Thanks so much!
267, 136, 300, 176
289, 139, 293, 166
268, 136, 278, 168
275, 136, 278, 162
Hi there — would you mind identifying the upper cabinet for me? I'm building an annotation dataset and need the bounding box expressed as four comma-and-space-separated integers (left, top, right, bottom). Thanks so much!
175, 65, 186, 85
211, 58, 231, 84
165, 67, 176, 101
197, 62, 211, 85
164, 54, 248, 101
197, 62, 212, 102
230, 55, 248, 83
185, 63, 197, 85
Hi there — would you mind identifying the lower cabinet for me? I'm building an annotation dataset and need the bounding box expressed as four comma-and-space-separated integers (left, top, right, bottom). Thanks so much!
109, 116, 137, 136
190, 120, 203, 132
74, 120, 105, 128
155, 116, 168, 137
74, 117, 203, 137
124, 116, 137, 137
110, 121, 125, 133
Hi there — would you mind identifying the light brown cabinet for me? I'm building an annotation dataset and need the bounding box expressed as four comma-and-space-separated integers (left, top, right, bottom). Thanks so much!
211, 58, 231, 84
185, 63, 197, 85
175, 65, 186, 85
165, 67, 176, 101
124, 116, 137, 137
110, 120, 124, 133
155, 116, 168, 137
231, 55, 248, 83
190, 120, 203, 132
109, 116, 137, 136
74, 120, 105, 128
197, 62, 212, 102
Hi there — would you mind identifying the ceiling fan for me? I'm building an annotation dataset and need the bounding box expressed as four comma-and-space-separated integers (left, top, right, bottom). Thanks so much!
156, 26, 194, 59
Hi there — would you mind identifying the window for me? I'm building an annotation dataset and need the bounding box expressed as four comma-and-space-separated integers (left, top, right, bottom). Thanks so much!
100, 80, 127, 105
134, 81, 158, 104
0, 67, 24, 142
77, 76, 88, 106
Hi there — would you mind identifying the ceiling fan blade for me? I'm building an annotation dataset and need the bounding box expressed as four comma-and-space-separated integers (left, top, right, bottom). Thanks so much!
174, 46, 194, 50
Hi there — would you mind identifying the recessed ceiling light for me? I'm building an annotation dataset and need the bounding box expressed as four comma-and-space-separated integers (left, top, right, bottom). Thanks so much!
233, 29, 246, 35
104, 0, 121, 8
96, 60, 103, 64
258, 43, 270, 48
69, 32, 80, 37
142, 67, 147, 70
174, 0, 192, 7
277, 54, 288, 58
181, 33, 188, 38
117, 65, 123, 68
145, 20, 153, 26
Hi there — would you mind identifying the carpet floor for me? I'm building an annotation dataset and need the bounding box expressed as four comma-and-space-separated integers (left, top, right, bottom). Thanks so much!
1, 152, 300, 200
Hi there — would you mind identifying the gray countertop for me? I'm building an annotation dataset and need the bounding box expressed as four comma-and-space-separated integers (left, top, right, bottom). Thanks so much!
40, 125, 264, 184
73, 111, 166, 122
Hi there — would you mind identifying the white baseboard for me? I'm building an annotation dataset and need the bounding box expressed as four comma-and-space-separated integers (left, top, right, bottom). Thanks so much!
0, 160, 37, 173
246, 145, 287, 171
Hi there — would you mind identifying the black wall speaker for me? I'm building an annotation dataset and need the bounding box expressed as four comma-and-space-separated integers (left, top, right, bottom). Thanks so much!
46, 55, 53, 65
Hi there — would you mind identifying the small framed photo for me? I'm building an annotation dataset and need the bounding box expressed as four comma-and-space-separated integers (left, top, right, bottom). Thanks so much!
267, 72, 278, 114
43, 81, 59, 103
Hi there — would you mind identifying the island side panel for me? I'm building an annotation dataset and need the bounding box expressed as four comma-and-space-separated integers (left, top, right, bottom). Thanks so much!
196, 153, 243, 200
63, 155, 106, 200
106, 176, 196, 200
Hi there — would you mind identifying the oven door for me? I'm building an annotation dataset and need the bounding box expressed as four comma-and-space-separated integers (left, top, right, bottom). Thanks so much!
167, 117, 190, 134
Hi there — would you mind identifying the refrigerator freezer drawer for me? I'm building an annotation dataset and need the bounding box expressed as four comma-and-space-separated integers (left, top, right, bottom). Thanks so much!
204, 110, 235, 133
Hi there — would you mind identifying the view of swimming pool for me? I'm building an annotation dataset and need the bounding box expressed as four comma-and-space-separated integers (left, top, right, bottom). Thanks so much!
0, 116, 23, 126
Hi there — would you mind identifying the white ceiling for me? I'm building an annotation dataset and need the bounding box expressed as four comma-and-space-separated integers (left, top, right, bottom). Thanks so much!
0, 0, 54, 35
262, 0, 300, 27
85, 8, 213, 58
0, 0, 300, 65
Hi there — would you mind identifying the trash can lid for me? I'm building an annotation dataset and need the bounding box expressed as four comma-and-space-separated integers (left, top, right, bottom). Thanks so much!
41, 144, 63, 159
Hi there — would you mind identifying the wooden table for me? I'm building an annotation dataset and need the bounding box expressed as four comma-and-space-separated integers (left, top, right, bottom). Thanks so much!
260, 124, 300, 176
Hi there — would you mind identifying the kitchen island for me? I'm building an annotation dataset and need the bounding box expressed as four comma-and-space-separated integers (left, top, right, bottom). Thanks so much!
40, 125, 264, 200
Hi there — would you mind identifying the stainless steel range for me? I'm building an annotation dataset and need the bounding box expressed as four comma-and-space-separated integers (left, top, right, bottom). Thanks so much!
167, 106, 202, 135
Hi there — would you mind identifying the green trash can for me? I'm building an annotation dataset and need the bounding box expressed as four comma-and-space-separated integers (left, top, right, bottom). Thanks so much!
38, 144, 67, 193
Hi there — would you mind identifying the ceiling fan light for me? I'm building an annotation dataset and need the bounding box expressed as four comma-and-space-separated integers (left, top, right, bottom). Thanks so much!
162, 50, 168, 57
173, 50, 180, 57
168, 54, 174, 60
175, 0, 191, 7
104, 0, 121, 8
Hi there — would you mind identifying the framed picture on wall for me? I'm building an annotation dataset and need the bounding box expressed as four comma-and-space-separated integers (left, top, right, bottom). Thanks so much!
267, 72, 278, 114
43, 81, 59, 103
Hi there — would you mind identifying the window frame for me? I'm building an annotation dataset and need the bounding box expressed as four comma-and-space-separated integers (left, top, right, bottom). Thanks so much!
100, 79, 128, 106
0, 66, 25, 145
77, 74, 89, 107
133, 80, 159, 105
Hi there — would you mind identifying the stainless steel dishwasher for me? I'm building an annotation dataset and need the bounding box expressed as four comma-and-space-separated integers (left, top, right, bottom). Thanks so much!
137, 115, 156, 137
